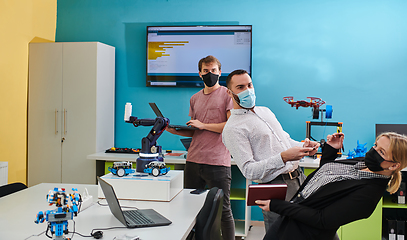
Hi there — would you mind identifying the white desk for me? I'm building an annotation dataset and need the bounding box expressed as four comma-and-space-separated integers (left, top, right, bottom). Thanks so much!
88, 151, 195, 177
0, 183, 206, 240
87, 151, 238, 165
88, 151, 319, 168
87, 151, 254, 238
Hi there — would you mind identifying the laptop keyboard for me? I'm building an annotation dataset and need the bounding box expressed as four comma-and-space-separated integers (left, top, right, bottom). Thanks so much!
124, 210, 155, 225
170, 124, 198, 130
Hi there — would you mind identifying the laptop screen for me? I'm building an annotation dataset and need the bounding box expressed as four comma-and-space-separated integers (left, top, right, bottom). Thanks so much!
149, 103, 164, 117
97, 177, 128, 225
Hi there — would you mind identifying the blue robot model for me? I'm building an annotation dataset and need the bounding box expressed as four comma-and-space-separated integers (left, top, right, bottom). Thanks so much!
347, 140, 367, 159
35, 188, 81, 240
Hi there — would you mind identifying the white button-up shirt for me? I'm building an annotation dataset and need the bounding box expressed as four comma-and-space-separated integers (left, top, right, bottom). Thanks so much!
222, 106, 302, 183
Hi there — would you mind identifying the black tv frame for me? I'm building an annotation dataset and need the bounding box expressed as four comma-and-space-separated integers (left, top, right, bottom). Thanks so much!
146, 25, 252, 87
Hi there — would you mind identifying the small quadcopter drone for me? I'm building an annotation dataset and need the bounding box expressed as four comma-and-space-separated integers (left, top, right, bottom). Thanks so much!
283, 96, 325, 109
283, 96, 332, 119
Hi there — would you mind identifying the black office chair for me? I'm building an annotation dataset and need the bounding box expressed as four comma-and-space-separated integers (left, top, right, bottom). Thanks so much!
187, 187, 224, 240
0, 182, 28, 198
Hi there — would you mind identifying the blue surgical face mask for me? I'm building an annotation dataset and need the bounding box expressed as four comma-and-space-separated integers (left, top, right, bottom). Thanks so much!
231, 88, 256, 109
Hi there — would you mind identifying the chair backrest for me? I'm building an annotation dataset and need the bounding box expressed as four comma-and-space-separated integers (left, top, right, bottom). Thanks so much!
194, 187, 224, 240
0, 182, 28, 198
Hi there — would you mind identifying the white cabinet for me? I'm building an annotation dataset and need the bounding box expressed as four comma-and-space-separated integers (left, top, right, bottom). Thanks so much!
28, 42, 115, 186
0, 162, 7, 186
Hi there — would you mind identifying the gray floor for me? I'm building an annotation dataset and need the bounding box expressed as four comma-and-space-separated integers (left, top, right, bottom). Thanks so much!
236, 221, 265, 240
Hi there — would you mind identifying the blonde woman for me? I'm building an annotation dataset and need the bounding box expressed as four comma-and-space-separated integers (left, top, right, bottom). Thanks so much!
257, 132, 407, 240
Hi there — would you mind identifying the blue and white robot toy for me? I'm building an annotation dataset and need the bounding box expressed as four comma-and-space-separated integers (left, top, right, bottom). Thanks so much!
144, 161, 170, 177
108, 161, 136, 177
35, 188, 81, 240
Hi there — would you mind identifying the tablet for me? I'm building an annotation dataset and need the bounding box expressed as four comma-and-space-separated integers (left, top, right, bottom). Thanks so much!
247, 184, 287, 206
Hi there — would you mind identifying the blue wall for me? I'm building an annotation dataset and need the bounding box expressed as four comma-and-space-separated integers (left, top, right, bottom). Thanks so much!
56, 0, 407, 220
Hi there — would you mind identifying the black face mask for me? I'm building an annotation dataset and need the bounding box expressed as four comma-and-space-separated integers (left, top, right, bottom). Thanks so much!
364, 147, 387, 171
202, 72, 219, 87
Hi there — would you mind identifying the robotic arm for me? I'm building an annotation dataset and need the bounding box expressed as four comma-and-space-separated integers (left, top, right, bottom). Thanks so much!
124, 103, 170, 172
126, 116, 169, 155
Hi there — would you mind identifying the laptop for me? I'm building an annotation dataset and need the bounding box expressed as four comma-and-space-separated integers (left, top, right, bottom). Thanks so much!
97, 176, 172, 228
149, 103, 198, 131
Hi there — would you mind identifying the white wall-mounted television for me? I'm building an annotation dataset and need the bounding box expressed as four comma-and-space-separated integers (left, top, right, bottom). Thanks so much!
146, 25, 252, 87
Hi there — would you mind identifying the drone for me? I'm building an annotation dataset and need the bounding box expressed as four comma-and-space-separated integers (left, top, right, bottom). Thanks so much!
283, 96, 325, 110
283, 96, 332, 119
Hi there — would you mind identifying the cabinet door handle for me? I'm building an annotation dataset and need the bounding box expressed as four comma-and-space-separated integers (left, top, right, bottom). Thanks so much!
64, 109, 67, 135
55, 109, 58, 134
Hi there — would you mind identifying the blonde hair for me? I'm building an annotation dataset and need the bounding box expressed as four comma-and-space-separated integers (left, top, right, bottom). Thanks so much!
378, 132, 407, 194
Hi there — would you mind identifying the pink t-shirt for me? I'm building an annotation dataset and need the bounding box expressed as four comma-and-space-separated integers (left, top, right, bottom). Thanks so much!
187, 86, 233, 167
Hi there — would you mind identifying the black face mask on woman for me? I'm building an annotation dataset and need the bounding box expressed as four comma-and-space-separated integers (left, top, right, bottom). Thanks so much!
202, 72, 219, 87
364, 147, 388, 171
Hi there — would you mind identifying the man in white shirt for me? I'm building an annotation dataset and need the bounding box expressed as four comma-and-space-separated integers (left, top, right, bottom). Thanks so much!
222, 69, 320, 231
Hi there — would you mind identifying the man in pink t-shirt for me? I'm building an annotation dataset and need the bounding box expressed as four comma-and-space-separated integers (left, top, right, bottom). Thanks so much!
166, 55, 235, 240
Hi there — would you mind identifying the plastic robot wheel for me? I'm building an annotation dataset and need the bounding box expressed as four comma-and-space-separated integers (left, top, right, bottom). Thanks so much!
162, 169, 168, 175
152, 167, 160, 177
117, 168, 125, 177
